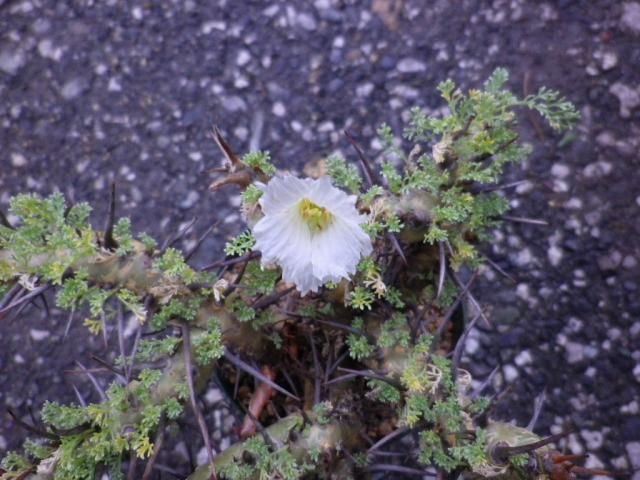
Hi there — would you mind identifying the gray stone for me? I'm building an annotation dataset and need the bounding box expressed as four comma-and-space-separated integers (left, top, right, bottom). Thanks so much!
296, 12, 317, 31
596, 130, 616, 147
597, 250, 622, 271
37, 39, 63, 61
626, 442, 640, 469
551, 162, 570, 178
272, 101, 286, 117
60, 77, 89, 100
548, 244, 563, 267
583, 160, 613, 178
581, 429, 604, 450
0, 48, 25, 75
221, 95, 247, 112
564, 341, 585, 364
397, 58, 427, 73
30, 328, 50, 341
623, 255, 638, 269
11, 152, 27, 167
609, 82, 640, 118
621, 2, 640, 35
514, 350, 532, 366
204, 388, 223, 406
503, 364, 519, 382
179, 191, 200, 209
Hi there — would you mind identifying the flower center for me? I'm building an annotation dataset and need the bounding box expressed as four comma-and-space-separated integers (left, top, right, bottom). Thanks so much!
298, 198, 333, 232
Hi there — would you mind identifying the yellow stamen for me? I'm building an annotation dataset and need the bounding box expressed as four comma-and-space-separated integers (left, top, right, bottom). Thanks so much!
298, 198, 333, 232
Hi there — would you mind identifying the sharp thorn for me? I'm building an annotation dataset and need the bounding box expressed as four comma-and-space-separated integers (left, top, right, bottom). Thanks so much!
526, 389, 547, 431
502, 215, 548, 226
64, 310, 75, 339
0, 209, 14, 229
71, 384, 87, 407
103, 182, 118, 251
344, 129, 377, 187
212, 125, 242, 167
436, 241, 446, 300
388, 232, 407, 265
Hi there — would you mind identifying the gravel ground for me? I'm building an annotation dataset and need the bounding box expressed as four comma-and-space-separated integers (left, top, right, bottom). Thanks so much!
1, 0, 639, 477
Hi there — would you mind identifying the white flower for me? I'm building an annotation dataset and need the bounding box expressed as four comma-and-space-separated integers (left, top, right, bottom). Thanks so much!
252, 175, 372, 295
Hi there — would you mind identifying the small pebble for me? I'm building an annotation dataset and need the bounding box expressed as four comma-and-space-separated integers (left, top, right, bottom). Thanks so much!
11, 152, 27, 167
397, 58, 427, 73
30, 329, 50, 341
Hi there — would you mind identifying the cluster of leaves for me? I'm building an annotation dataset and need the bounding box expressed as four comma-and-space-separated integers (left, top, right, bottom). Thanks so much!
241, 151, 276, 177
378, 68, 576, 268
0, 69, 579, 480
0, 369, 189, 480
393, 336, 494, 472
224, 230, 256, 257
217, 436, 313, 480
0, 193, 95, 284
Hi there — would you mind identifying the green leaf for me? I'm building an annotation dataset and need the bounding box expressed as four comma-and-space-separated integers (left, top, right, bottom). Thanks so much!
224, 230, 255, 257
326, 155, 362, 194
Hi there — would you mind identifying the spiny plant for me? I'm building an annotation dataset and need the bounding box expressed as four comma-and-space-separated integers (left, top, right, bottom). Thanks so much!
1, 69, 614, 480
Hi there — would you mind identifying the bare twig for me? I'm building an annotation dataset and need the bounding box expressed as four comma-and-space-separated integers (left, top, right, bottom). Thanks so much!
127, 452, 138, 480
368, 427, 411, 453
161, 217, 197, 254
222, 256, 251, 298
492, 430, 573, 463
0, 283, 22, 311
337, 367, 402, 389
252, 285, 295, 310
313, 317, 376, 343
430, 271, 478, 351
7, 408, 57, 441
306, 330, 322, 405
324, 372, 359, 386
367, 464, 436, 476
447, 266, 491, 327
182, 325, 217, 480
200, 251, 260, 272
471, 365, 499, 399
185, 222, 218, 261
239, 366, 275, 439
0, 284, 49, 314
142, 417, 166, 480
452, 311, 482, 380
126, 321, 142, 383
482, 254, 516, 283
75, 361, 107, 402
279, 366, 300, 398
327, 349, 349, 377
116, 302, 127, 373
224, 347, 300, 401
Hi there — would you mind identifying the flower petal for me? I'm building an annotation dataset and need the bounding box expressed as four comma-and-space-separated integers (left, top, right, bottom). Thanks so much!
252, 175, 373, 295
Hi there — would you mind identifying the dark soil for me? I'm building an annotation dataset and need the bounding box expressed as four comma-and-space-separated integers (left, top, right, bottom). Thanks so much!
1, 0, 639, 476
